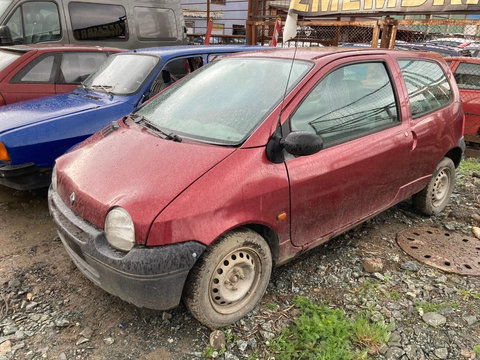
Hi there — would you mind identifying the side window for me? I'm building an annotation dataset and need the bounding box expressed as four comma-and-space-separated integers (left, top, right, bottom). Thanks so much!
69, 2, 127, 41
134, 7, 176, 41
59, 52, 108, 84
12, 54, 56, 83
6, 2, 61, 44
398, 59, 453, 119
453, 62, 480, 90
290, 62, 399, 147
149, 57, 204, 98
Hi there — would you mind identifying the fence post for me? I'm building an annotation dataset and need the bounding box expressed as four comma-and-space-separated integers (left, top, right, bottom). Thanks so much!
372, 22, 380, 48
380, 16, 397, 49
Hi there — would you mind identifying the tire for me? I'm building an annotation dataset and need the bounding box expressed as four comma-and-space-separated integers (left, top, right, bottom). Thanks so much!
183, 228, 272, 328
413, 157, 455, 216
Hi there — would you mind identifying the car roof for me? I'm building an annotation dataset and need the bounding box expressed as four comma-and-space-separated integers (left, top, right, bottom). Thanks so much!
0, 44, 122, 53
123, 45, 268, 58
226, 46, 444, 62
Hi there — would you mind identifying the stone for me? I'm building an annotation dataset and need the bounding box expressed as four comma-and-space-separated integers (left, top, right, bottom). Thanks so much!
75, 337, 89, 346
259, 330, 275, 341
162, 312, 172, 321
80, 327, 93, 339
460, 349, 476, 358
236, 339, 248, 352
0, 341, 11, 356
463, 315, 477, 326
2, 325, 17, 336
362, 258, 383, 273
55, 318, 70, 328
25, 302, 38, 311
209, 330, 226, 350
59, 353, 67, 360
473, 227, 480, 240
422, 312, 446, 327
471, 213, 480, 222
385, 346, 405, 359
103, 337, 115, 345
401, 261, 420, 272
404, 344, 424, 359
434, 348, 448, 359
224, 353, 239, 360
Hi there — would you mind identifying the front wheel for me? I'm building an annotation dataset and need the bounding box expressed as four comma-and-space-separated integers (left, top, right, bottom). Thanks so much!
413, 157, 455, 215
183, 228, 272, 328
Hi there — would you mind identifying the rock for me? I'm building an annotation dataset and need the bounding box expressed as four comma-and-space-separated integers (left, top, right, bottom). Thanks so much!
209, 330, 226, 350
404, 344, 424, 359
59, 353, 67, 360
8, 279, 20, 288
14, 330, 25, 341
25, 302, 38, 311
444, 224, 456, 231
463, 315, 477, 326
434, 348, 448, 359
471, 213, 480, 222
103, 337, 115, 345
460, 349, 476, 359
0, 341, 11, 356
55, 318, 70, 328
236, 339, 248, 352
2, 325, 17, 336
224, 353, 239, 360
422, 312, 446, 327
259, 330, 275, 341
362, 258, 383, 273
80, 327, 93, 339
401, 261, 420, 272
162, 312, 172, 321
473, 227, 480, 240
75, 337, 89, 346
385, 346, 405, 359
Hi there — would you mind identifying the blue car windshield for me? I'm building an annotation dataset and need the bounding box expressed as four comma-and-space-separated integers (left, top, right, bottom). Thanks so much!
82, 53, 159, 95
135, 57, 312, 145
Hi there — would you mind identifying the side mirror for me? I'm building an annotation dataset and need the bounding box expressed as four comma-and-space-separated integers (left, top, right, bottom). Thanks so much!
0, 25, 13, 46
281, 131, 323, 156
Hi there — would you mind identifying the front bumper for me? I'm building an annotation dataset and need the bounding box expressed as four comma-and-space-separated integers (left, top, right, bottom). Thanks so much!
48, 188, 206, 310
0, 163, 52, 190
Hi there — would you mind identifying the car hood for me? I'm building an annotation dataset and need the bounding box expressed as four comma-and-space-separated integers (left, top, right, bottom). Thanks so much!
56, 120, 236, 244
0, 91, 116, 134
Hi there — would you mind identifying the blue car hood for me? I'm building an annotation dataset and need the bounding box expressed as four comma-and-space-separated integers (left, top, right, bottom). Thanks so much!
0, 91, 117, 134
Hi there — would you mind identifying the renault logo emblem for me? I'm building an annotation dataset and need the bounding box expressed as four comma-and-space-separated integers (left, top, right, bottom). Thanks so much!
70, 192, 76, 206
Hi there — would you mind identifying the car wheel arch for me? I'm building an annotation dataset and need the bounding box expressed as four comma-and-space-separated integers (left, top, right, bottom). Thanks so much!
445, 147, 462, 168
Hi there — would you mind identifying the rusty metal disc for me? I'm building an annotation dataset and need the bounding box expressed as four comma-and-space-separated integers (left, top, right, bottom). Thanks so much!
397, 227, 480, 276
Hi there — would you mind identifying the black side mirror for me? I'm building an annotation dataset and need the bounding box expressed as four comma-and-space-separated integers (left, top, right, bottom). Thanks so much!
162, 70, 171, 84
281, 131, 323, 156
0, 25, 13, 46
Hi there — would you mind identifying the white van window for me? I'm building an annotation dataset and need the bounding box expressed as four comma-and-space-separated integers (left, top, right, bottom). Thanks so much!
134, 7, 176, 41
69, 2, 127, 41
6, 1, 60, 44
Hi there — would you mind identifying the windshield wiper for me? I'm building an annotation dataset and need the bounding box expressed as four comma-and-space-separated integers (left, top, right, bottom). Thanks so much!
129, 114, 182, 142
90, 84, 114, 95
79, 82, 89, 92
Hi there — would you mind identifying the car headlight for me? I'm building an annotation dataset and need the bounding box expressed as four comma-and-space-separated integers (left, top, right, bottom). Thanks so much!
51, 165, 57, 192
104, 207, 135, 252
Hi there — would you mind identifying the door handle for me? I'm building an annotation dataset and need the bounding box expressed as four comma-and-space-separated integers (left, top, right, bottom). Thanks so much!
410, 130, 418, 151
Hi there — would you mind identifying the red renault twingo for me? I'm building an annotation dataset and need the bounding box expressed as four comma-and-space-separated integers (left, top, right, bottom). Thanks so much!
49, 47, 465, 328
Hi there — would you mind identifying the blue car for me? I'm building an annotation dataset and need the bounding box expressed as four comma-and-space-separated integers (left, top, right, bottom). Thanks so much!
0, 45, 265, 190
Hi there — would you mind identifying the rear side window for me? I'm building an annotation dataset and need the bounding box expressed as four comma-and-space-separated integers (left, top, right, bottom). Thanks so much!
453, 62, 480, 90
69, 2, 127, 41
134, 7, 177, 41
398, 60, 453, 119
59, 52, 108, 83
12, 54, 55, 83
290, 62, 399, 147
6, 1, 61, 44
0, 50, 22, 72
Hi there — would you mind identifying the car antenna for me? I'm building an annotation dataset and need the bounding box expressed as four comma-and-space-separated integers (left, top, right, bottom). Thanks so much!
266, 41, 298, 163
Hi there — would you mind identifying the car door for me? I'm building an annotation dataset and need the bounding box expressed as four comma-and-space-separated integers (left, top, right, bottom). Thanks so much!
55, 51, 109, 94
285, 56, 412, 247
3, 52, 57, 103
449, 59, 480, 136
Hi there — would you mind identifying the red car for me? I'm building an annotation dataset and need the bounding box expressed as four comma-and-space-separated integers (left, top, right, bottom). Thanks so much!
447, 57, 480, 138
49, 48, 465, 328
0, 44, 121, 105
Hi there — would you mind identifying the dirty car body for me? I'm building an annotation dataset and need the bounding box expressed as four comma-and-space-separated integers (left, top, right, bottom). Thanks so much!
49, 48, 465, 328
0, 45, 264, 190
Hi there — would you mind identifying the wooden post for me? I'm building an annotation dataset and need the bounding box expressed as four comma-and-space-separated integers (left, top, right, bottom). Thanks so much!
372, 22, 380, 48
380, 16, 397, 49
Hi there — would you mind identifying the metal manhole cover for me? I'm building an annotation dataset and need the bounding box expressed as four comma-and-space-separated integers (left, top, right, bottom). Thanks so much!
397, 227, 480, 276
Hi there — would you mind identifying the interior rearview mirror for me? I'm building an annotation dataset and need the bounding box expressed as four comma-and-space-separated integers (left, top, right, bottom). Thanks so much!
0, 25, 13, 46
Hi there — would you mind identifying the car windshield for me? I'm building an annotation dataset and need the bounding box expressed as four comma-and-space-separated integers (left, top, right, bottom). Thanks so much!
0, 49, 21, 72
82, 53, 159, 95
0, 1, 11, 17
135, 57, 312, 145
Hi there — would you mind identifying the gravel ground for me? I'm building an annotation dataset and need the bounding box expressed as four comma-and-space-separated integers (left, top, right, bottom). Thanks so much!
0, 166, 479, 360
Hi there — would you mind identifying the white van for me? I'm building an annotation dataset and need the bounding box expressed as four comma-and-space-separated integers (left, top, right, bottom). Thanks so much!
0, 0, 186, 48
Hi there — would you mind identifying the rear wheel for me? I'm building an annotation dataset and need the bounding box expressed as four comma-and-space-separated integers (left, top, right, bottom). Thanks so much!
413, 157, 455, 215
183, 228, 272, 328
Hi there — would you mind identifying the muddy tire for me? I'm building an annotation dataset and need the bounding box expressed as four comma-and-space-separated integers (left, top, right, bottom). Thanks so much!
413, 157, 455, 216
183, 228, 272, 328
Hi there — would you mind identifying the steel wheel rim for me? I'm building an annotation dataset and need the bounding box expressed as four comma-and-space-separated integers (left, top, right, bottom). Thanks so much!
209, 247, 262, 314
431, 168, 450, 206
